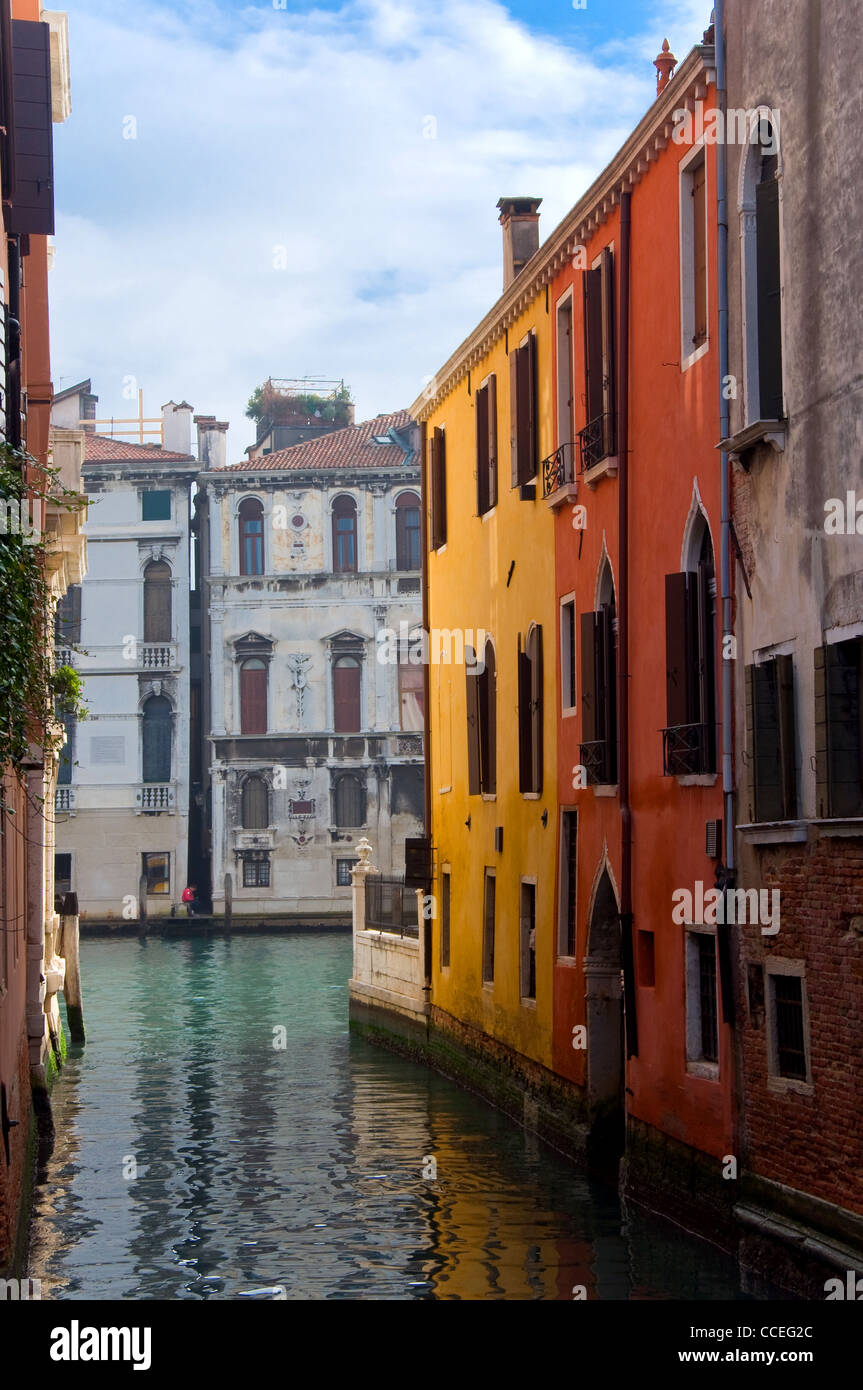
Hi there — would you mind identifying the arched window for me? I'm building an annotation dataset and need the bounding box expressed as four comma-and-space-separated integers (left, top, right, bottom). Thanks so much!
143, 560, 172, 642
239, 498, 265, 576
334, 774, 365, 827
332, 495, 358, 573
240, 658, 267, 734
333, 654, 361, 732
241, 776, 269, 829
395, 491, 421, 570
142, 695, 172, 783
663, 514, 716, 775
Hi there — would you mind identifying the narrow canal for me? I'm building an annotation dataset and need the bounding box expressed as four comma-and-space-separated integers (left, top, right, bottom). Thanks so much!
29, 933, 759, 1300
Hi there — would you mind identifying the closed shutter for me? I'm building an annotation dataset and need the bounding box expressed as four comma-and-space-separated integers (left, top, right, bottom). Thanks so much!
744, 662, 756, 821
600, 247, 616, 456
692, 158, 707, 347
476, 382, 489, 515
665, 572, 690, 728
481, 644, 497, 795
696, 561, 716, 768
756, 176, 783, 420
751, 659, 783, 822
776, 653, 797, 819
518, 641, 532, 792
583, 267, 603, 427
526, 332, 538, 479
241, 664, 267, 735
510, 349, 520, 487
143, 563, 172, 642
813, 645, 829, 817
826, 640, 863, 817
8, 20, 54, 236
599, 605, 617, 782
55, 584, 81, 645
466, 653, 481, 795
333, 661, 361, 732
430, 428, 447, 549
516, 343, 532, 485
530, 624, 543, 795
487, 373, 498, 508
581, 611, 598, 743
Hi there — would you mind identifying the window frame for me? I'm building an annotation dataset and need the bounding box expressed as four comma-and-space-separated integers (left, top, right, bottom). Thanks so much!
684, 924, 719, 1078
765, 958, 813, 1093
481, 868, 495, 985
332, 494, 359, 574
440, 867, 451, 969
238, 497, 265, 577
679, 140, 710, 370
560, 594, 576, 717
557, 809, 578, 960
141, 489, 171, 522
142, 851, 170, 896
519, 878, 537, 1003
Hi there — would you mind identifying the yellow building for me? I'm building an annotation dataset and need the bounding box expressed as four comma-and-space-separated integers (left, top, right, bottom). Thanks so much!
410, 199, 558, 1076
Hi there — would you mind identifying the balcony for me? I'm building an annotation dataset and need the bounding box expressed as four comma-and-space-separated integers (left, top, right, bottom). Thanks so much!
55, 787, 76, 813
364, 875, 419, 939
140, 643, 177, 671
136, 783, 175, 814
578, 413, 617, 485
540, 442, 578, 507
662, 723, 711, 777
55, 646, 74, 668
580, 739, 615, 787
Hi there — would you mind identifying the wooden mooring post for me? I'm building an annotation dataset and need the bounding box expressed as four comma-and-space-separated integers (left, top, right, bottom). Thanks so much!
60, 892, 85, 1043
224, 872, 233, 934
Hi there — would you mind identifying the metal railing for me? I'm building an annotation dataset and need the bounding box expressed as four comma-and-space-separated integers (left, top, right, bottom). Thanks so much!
580, 739, 615, 786
577, 412, 613, 472
541, 441, 576, 498
662, 722, 710, 777
365, 875, 419, 938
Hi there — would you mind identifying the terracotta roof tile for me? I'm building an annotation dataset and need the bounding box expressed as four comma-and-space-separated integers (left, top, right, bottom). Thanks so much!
220, 410, 413, 472
84, 433, 196, 463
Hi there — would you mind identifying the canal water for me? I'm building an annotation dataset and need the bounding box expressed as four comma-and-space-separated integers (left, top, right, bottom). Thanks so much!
29, 933, 757, 1300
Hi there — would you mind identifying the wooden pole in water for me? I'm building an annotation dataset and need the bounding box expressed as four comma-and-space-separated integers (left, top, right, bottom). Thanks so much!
60, 892, 85, 1043
138, 873, 148, 938
224, 872, 232, 934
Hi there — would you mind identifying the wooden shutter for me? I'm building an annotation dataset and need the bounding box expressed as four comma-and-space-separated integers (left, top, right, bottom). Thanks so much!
530, 624, 543, 795
241, 665, 267, 735
825, 640, 863, 817
580, 611, 598, 744
583, 266, 603, 426
333, 661, 361, 732
8, 20, 54, 236
665, 572, 691, 728
813, 645, 829, 817
751, 660, 783, 822
516, 343, 532, 485
476, 383, 489, 515
756, 176, 783, 420
437, 428, 447, 546
599, 605, 617, 782
776, 653, 797, 819
242, 778, 268, 829
696, 561, 716, 768
510, 349, 520, 487
518, 640, 532, 792
527, 333, 538, 479
144, 563, 172, 642
487, 374, 498, 508
429, 431, 440, 548
600, 248, 616, 456
481, 643, 497, 795
429, 427, 447, 548
465, 654, 481, 795
692, 158, 708, 347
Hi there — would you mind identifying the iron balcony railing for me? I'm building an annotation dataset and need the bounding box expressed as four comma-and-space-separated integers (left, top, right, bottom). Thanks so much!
577, 412, 613, 473
540, 441, 576, 498
364, 875, 419, 938
580, 739, 615, 787
662, 722, 710, 777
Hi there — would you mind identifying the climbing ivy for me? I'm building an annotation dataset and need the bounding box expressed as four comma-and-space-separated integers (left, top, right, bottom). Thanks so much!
0, 445, 87, 780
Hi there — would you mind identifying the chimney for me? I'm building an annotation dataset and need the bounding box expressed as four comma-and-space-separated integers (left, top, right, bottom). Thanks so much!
496, 197, 542, 290
654, 38, 677, 95
194, 414, 229, 470
162, 400, 193, 455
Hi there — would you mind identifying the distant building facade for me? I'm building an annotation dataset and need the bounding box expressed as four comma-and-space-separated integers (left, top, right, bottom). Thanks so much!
194, 409, 424, 923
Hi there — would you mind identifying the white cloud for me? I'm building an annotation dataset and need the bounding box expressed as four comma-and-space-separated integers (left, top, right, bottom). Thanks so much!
50, 0, 706, 459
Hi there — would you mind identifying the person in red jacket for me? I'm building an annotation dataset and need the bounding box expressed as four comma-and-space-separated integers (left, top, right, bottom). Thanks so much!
182, 884, 198, 917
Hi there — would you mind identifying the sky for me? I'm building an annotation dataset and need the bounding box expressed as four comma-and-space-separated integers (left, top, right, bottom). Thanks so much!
49, 0, 712, 461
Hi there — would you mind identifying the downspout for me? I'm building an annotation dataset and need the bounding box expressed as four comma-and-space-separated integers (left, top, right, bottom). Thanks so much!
618, 190, 637, 1058
419, 419, 433, 993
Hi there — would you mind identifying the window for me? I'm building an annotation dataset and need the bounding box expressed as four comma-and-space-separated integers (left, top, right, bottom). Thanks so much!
333, 654, 362, 732
143, 560, 172, 643
142, 695, 172, 782
239, 498, 265, 576
556, 296, 574, 449
240, 658, 268, 735
745, 655, 797, 821
332, 495, 358, 572
815, 637, 863, 817
475, 375, 498, 515
142, 490, 171, 521
441, 869, 451, 968
54, 584, 81, 645
336, 858, 358, 887
755, 135, 783, 420
55, 853, 72, 898
580, 249, 615, 469
395, 491, 421, 569
482, 870, 495, 983
558, 810, 577, 957
685, 928, 718, 1067
680, 149, 708, 361
57, 707, 75, 785
334, 774, 365, 827
398, 651, 424, 731
663, 521, 716, 776
518, 625, 543, 794
241, 776, 268, 829
429, 426, 447, 549
142, 852, 170, 895
466, 639, 497, 795
242, 854, 270, 888
510, 331, 538, 490
561, 598, 576, 713
768, 968, 809, 1083
520, 881, 536, 1001
581, 594, 617, 785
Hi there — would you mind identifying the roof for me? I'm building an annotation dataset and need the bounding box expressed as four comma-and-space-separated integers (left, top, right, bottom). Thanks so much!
53, 378, 93, 403
220, 410, 414, 473
83, 433, 196, 464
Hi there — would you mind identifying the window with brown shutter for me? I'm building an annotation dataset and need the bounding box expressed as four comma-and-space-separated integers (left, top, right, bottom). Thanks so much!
518, 639, 532, 792
814, 639, 863, 818
579, 250, 615, 469
429, 426, 447, 549
691, 156, 707, 348
8, 20, 54, 236
441, 870, 451, 968
478, 638, 497, 795
395, 491, 421, 569
482, 870, 495, 984
333, 655, 362, 732
143, 561, 172, 643
465, 647, 481, 795
518, 626, 543, 794
663, 530, 716, 776
580, 607, 617, 784
745, 655, 797, 822
334, 773, 365, 827
240, 659, 267, 735
241, 776, 269, 829
510, 333, 538, 491
756, 150, 783, 421
476, 376, 498, 516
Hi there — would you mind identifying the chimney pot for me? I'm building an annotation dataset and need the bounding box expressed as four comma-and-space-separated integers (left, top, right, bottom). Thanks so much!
497, 196, 542, 290
654, 38, 677, 95
194, 414, 230, 470
161, 399, 193, 455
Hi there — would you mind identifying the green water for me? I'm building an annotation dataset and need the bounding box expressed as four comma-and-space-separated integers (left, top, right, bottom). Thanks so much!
28, 933, 758, 1300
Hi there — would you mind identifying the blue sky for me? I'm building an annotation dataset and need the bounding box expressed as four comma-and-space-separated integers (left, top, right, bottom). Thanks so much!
49, 0, 712, 459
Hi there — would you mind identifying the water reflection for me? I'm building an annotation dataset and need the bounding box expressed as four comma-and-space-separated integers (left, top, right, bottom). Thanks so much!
28, 934, 756, 1300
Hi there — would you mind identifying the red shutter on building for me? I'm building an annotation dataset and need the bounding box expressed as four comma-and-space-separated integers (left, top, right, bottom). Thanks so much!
600, 247, 616, 455
333, 662, 361, 732
241, 666, 267, 735
9, 20, 54, 236
580, 611, 598, 744
583, 267, 603, 427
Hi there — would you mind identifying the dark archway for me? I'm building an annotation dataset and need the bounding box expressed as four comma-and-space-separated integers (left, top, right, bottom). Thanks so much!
584, 867, 624, 1165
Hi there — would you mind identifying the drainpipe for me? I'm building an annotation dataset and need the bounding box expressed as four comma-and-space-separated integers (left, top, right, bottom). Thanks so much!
618, 190, 637, 1058
420, 420, 432, 839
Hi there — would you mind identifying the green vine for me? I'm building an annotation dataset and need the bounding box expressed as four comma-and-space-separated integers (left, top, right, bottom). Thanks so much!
0, 445, 88, 780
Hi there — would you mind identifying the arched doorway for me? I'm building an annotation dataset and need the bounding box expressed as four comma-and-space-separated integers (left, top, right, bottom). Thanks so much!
584, 867, 624, 1164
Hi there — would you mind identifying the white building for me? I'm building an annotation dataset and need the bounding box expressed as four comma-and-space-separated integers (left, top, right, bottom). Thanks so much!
194, 408, 425, 923
51, 397, 216, 920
